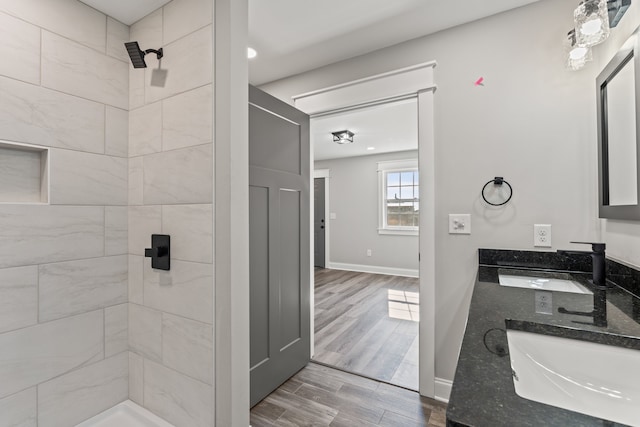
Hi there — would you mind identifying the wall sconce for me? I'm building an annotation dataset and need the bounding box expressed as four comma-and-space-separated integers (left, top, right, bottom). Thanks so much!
574, 0, 610, 47
566, 29, 593, 70
332, 130, 355, 144
566, 0, 631, 70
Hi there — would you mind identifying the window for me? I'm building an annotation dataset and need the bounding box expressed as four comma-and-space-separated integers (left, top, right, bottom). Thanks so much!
378, 159, 419, 235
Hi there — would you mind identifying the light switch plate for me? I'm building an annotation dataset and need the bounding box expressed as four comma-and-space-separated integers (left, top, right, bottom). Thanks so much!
330, 212, 337, 220
449, 214, 471, 234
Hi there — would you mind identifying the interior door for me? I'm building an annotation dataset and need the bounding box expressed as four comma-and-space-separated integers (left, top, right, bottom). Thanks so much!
249, 85, 310, 407
314, 178, 326, 268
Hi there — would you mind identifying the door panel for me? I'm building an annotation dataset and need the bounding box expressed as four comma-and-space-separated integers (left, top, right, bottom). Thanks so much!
249, 85, 310, 407
314, 178, 326, 268
249, 104, 301, 174
249, 185, 270, 368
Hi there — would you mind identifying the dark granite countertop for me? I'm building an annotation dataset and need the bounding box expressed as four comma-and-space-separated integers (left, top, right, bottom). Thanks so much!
446, 249, 640, 427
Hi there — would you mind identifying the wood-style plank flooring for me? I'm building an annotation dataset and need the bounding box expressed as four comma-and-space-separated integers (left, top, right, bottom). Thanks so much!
250, 362, 446, 427
313, 269, 419, 390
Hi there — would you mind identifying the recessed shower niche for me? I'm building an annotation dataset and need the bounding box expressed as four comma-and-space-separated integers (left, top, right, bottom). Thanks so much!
0, 140, 49, 204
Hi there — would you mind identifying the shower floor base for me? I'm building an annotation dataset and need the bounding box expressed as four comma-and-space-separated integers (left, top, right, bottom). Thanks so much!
75, 400, 174, 427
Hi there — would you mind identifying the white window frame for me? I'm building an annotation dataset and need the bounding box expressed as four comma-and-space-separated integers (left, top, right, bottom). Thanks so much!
377, 158, 419, 236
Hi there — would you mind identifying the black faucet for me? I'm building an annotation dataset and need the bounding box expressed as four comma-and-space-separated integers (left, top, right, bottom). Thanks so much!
557, 242, 608, 327
557, 241, 606, 288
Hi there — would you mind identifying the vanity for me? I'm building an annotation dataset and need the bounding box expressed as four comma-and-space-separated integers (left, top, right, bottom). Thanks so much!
446, 249, 640, 427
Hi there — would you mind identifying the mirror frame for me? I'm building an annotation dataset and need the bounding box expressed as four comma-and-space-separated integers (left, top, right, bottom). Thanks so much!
597, 27, 640, 220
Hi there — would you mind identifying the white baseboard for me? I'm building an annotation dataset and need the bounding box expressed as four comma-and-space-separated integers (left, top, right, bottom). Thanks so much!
327, 262, 418, 278
434, 377, 452, 403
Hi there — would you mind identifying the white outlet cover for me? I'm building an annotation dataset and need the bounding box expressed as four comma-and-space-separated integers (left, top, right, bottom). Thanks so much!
534, 224, 552, 247
449, 214, 471, 234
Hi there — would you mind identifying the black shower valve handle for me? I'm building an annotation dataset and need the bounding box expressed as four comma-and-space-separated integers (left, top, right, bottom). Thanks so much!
144, 234, 170, 271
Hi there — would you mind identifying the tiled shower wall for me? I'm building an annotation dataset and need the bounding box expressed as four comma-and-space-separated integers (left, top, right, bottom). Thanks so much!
0, 0, 130, 426
127, 1, 214, 426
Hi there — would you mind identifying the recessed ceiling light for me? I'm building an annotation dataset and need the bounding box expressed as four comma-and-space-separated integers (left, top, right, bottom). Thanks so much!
247, 47, 257, 59
367, 147, 376, 150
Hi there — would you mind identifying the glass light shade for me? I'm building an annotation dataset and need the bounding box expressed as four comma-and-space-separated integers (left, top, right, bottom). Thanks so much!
574, 0, 610, 47
566, 29, 593, 70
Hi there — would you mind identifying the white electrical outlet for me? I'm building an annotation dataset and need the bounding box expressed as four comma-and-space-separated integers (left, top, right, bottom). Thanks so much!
449, 214, 471, 234
366, 249, 372, 257
534, 224, 552, 247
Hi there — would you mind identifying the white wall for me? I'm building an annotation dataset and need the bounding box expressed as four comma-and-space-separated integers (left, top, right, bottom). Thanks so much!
262, 0, 640, 383
315, 151, 419, 275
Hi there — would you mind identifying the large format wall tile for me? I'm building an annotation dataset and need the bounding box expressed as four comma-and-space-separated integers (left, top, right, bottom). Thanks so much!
0, 76, 105, 153
129, 352, 144, 405
0, 0, 106, 52
106, 17, 130, 63
106, 106, 128, 158
145, 26, 213, 104
0, 12, 40, 85
0, 310, 103, 399
38, 353, 128, 427
50, 150, 127, 206
162, 313, 213, 385
144, 260, 213, 324
130, 9, 162, 52
129, 255, 144, 305
163, 0, 212, 45
130, 67, 146, 111
129, 304, 162, 362
39, 256, 127, 322
106, 206, 128, 256
105, 303, 128, 358
0, 388, 36, 427
42, 31, 128, 109
0, 266, 37, 334
162, 204, 213, 263
128, 156, 144, 206
163, 85, 213, 151
128, 206, 162, 256
143, 144, 213, 205
0, 205, 104, 269
144, 360, 213, 427
129, 102, 162, 156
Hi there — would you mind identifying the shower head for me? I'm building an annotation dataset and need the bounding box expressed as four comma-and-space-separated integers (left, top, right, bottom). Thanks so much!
124, 41, 163, 68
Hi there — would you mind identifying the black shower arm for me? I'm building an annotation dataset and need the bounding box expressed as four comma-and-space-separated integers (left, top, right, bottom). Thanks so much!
143, 48, 163, 60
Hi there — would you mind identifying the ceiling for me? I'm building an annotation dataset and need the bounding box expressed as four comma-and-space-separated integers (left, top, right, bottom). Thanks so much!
83, 0, 539, 84
79, 0, 171, 25
81, 0, 540, 160
248, 0, 540, 85
312, 99, 417, 161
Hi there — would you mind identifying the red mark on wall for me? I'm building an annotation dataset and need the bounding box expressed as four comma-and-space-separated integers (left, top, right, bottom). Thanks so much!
475, 77, 484, 86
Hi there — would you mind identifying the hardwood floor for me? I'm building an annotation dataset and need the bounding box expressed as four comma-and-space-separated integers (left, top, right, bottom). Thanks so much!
250, 362, 446, 427
313, 269, 419, 390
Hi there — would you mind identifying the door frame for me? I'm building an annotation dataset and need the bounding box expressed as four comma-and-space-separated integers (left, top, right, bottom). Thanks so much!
293, 62, 438, 399
313, 169, 330, 270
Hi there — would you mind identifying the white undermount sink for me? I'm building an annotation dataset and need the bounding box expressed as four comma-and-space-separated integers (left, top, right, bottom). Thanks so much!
499, 273, 592, 295
507, 329, 640, 426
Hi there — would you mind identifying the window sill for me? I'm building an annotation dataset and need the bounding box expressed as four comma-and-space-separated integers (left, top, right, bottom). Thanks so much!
378, 228, 419, 236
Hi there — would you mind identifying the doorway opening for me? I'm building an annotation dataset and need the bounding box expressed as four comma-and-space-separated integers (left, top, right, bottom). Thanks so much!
310, 98, 420, 390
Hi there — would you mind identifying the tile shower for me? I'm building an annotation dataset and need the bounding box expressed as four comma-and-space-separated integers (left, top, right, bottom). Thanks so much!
0, 0, 214, 426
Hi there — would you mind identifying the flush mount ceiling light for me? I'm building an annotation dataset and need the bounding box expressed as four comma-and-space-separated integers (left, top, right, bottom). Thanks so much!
124, 41, 163, 68
331, 130, 355, 144
566, 29, 593, 70
247, 47, 257, 59
574, 0, 610, 47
